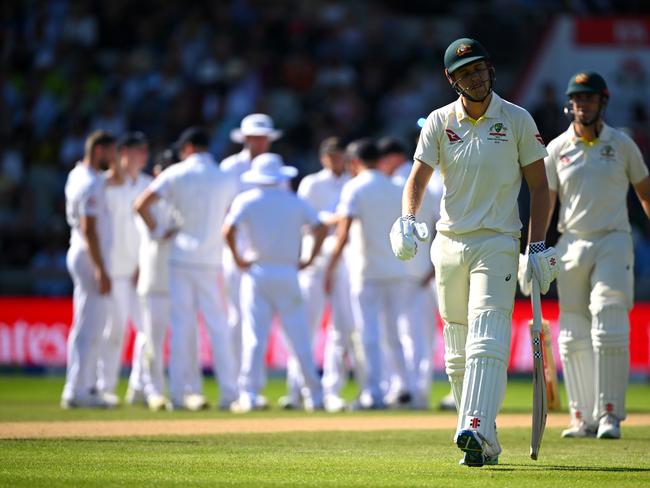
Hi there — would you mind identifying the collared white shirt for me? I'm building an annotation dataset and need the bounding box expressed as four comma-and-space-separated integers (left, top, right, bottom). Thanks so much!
149, 152, 238, 267
105, 172, 152, 277
337, 169, 407, 283
415, 92, 548, 237
224, 186, 320, 267
65, 162, 112, 256
545, 123, 648, 235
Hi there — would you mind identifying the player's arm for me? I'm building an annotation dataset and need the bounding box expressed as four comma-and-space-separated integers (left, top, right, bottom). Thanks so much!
80, 215, 111, 294
522, 159, 551, 244
403, 160, 433, 216
221, 222, 251, 270
324, 216, 352, 294
633, 176, 650, 219
300, 222, 328, 270
134, 189, 160, 233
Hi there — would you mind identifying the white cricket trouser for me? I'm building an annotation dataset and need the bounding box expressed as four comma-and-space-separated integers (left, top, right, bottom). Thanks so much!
168, 263, 237, 406
556, 231, 634, 422
400, 279, 437, 407
96, 275, 142, 394
238, 264, 322, 404
62, 247, 109, 402
350, 278, 410, 406
432, 230, 518, 448
139, 292, 170, 399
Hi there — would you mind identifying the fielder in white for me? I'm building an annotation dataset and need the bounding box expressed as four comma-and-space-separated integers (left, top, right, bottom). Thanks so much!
522, 72, 650, 439
380, 136, 443, 410
61, 131, 115, 409
326, 139, 412, 410
220, 113, 282, 409
223, 153, 327, 413
98, 132, 152, 407
391, 38, 558, 466
290, 137, 362, 413
134, 149, 179, 411
135, 127, 238, 411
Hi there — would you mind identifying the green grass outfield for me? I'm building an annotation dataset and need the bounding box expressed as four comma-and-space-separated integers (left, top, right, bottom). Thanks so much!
1, 375, 649, 487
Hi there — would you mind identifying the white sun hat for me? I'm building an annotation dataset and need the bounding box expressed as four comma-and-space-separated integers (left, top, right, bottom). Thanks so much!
230, 113, 283, 143
241, 153, 298, 185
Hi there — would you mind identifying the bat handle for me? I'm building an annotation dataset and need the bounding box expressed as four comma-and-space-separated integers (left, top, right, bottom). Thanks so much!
531, 277, 542, 334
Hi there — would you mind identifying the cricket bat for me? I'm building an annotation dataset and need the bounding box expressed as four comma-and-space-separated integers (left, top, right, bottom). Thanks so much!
528, 318, 561, 412
530, 278, 548, 461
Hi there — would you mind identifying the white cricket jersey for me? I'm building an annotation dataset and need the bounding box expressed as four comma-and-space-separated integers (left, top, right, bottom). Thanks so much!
337, 169, 407, 282
149, 152, 238, 267
224, 186, 320, 266
414, 93, 548, 237
105, 173, 152, 277
135, 199, 177, 295
393, 161, 443, 280
65, 162, 112, 255
297, 168, 351, 262
545, 123, 649, 235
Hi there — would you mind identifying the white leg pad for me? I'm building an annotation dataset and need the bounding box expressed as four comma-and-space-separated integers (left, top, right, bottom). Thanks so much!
558, 311, 595, 424
457, 310, 510, 450
592, 306, 629, 421
443, 322, 467, 411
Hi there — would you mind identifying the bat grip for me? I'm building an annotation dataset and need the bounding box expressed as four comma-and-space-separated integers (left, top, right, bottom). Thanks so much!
531, 277, 543, 334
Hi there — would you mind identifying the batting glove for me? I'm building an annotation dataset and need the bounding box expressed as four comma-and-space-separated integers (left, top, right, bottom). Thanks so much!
526, 241, 559, 294
389, 215, 429, 261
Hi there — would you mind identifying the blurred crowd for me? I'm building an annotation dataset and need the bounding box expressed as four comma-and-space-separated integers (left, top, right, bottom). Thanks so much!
1, 0, 650, 297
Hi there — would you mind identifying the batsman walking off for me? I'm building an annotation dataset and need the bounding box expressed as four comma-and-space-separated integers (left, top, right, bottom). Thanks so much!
530, 72, 650, 440
391, 38, 558, 466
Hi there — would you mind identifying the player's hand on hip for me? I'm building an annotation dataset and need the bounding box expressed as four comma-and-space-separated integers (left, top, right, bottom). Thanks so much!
95, 267, 111, 295
517, 253, 532, 296
526, 242, 559, 294
390, 215, 429, 261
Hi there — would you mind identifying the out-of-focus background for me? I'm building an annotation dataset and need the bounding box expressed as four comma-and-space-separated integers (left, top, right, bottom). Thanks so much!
2, 0, 650, 298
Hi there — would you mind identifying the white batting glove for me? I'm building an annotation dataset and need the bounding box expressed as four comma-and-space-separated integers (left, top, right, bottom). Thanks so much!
517, 253, 532, 296
526, 242, 559, 294
389, 215, 429, 261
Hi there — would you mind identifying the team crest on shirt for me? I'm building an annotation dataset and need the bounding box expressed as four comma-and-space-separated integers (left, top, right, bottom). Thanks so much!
487, 122, 510, 143
600, 144, 616, 160
445, 129, 463, 145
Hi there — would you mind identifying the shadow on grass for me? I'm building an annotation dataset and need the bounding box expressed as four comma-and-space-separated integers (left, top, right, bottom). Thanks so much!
493, 464, 650, 473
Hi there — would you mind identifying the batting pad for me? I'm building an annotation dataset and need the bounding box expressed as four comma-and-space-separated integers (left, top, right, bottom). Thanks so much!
592, 306, 630, 421
558, 312, 595, 424
443, 322, 467, 411
457, 310, 510, 450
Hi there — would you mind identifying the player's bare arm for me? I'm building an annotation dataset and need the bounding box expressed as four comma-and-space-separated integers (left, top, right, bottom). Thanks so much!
324, 216, 352, 294
547, 190, 558, 235
634, 176, 650, 219
222, 222, 251, 270
80, 214, 111, 294
403, 160, 433, 216
300, 223, 328, 270
522, 159, 551, 244
134, 189, 160, 232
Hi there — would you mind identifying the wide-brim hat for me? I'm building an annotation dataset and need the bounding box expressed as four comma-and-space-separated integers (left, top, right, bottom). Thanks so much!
230, 113, 283, 143
241, 152, 297, 185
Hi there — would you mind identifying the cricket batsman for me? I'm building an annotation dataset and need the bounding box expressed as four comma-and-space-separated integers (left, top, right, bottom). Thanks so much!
390, 38, 558, 466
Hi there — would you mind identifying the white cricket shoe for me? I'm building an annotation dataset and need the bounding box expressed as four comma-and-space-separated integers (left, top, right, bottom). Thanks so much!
255, 394, 270, 410
439, 391, 456, 411
183, 394, 208, 411
324, 395, 347, 413
147, 394, 169, 412
60, 392, 112, 409
230, 395, 254, 414
561, 419, 597, 438
597, 414, 621, 439
277, 395, 302, 410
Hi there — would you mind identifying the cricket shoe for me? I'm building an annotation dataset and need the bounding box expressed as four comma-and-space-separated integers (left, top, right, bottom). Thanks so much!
438, 391, 457, 411
255, 394, 270, 410
230, 394, 254, 414
597, 414, 621, 439
277, 395, 302, 410
456, 429, 499, 468
60, 392, 112, 409
561, 419, 597, 438
384, 390, 412, 409
146, 394, 170, 412
323, 394, 347, 413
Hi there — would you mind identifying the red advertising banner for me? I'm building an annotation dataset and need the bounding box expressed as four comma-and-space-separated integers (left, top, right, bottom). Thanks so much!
575, 17, 650, 46
1, 297, 649, 373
